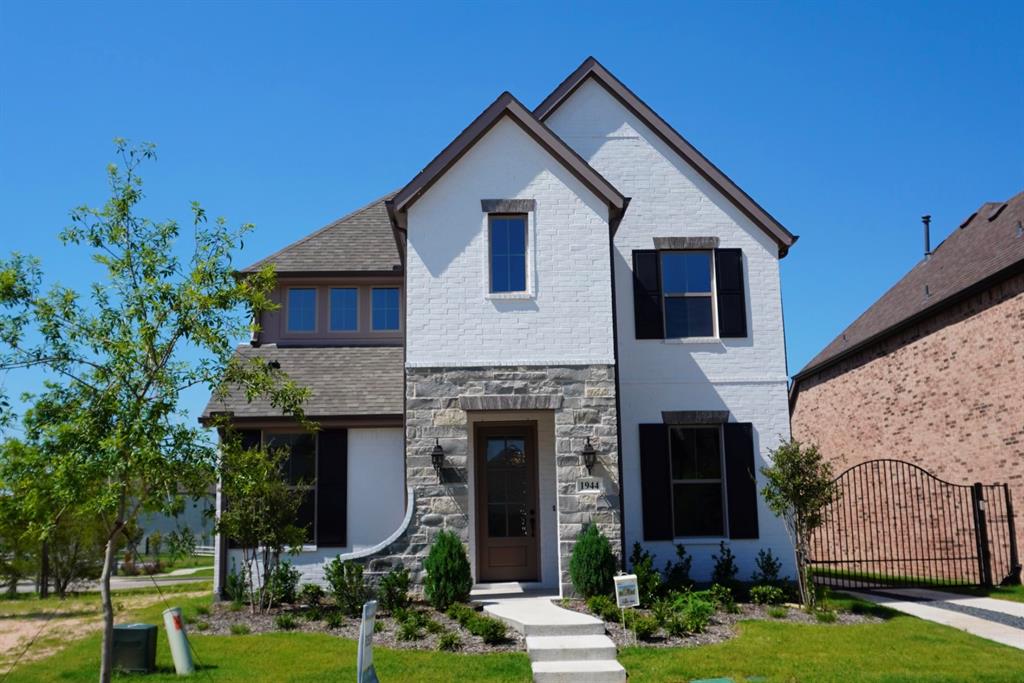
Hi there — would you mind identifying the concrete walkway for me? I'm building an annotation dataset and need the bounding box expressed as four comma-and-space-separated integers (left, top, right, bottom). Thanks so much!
472, 584, 625, 682
847, 588, 1024, 650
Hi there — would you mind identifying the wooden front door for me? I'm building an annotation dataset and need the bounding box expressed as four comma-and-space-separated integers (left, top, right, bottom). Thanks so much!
475, 424, 539, 582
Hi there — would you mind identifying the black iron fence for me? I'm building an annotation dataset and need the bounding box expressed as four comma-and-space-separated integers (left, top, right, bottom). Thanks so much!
809, 459, 1021, 589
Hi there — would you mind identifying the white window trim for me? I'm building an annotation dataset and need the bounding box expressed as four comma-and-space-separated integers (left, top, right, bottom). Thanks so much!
484, 210, 536, 301
285, 286, 319, 334
370, 286, 403, 333
660, 250, 718, 340
668, 424, 730, 540
328, 287, 360, 333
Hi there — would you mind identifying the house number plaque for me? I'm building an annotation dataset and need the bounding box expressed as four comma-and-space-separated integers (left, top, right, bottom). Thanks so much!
576, 476, 603, 494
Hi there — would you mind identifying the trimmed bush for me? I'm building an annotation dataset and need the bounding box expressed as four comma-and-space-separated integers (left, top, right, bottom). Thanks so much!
324, 557, 372, 617
569, 524, 616, 598
629, 542, 662, 606
468, 615, 507, 645
378, 566, 411, 615
667, 594, 714, 635
397, 620, 423, 641
423, 531, 472, 611
230, 624, 251, 635
815, 609, 837, 623
752, 547, 784, 585
225, 569, 248, 606
274, 613, 297, 631
586, 594, 620, 623
627, 612, 659, 641
750, 584, 785, 606
438, 631, 462, 651
194, 621, 209, 632
711, 541, 738, 587
664, 544, 693, 591
303, 606, 324, 622
298, 583, 325, 607
445, 603, 476, 628
324, 610, 345, 629
266, 561, 301, 606
767, 606, 788, 619
650, 597, 675, 628
708, 583, 738, 613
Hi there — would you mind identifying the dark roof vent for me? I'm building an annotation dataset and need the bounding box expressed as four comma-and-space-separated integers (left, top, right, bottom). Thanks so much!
989, 203, 1008, 221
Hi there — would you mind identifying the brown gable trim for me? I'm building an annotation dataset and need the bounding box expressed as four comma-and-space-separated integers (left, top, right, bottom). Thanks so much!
790, 256, 1024, 392
390, 91, 627, 225
535, 57, 797, 258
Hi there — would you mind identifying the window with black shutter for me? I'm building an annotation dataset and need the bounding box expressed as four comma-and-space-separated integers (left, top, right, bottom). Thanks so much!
631, 247, 747, 340
638, 424, 673, 540
723, 422, 759, 539
316, 429, 348, 547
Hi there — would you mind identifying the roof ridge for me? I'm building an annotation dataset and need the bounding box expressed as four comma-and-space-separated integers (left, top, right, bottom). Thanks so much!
241, 189, 398, 272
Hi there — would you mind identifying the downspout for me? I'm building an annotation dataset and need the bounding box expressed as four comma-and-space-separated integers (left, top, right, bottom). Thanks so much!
608, 199, 631, 568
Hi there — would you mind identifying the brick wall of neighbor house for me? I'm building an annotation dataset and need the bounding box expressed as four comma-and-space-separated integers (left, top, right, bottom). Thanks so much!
363, 365, 620, 597
546, 77, 796, 578
792, 272, 1024, 556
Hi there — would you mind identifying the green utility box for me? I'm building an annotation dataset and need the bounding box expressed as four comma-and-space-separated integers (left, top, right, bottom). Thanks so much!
112, 623, 158, 673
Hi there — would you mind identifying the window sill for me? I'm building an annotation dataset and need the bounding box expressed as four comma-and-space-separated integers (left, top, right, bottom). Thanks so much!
486, 291, 534, 301
672, 536, 730, 545
662, 337, 722, 345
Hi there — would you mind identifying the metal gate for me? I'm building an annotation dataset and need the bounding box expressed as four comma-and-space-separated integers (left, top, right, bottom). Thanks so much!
809, 459, 1021, 589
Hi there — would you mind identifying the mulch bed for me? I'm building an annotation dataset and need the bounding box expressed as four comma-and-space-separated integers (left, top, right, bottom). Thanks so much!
196, 601, 525, 654
560, 600, 883, 649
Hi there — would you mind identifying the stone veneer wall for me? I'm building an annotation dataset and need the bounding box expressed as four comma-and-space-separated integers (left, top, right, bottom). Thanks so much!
365, 364, 621, 596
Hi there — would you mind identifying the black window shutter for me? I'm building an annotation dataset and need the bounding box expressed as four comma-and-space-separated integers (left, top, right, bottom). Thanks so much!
632, 250, 664, 339
638, 424, 673, 541
714, 249, 747, 338
723, 422, 759, 539
226, 430, 260, 549
316, 429, 348, 547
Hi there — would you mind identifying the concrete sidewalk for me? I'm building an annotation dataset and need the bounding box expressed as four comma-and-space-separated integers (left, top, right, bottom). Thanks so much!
847, 588, 1024, 650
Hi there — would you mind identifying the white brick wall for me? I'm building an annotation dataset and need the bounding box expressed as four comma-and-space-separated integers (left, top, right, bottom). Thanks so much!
405, 117, 615, 367
548, 78, 795, 579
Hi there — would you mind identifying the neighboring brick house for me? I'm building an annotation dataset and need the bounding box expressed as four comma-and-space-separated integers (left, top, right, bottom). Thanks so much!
204, 57, 799, 597
791, 191, 1024, 555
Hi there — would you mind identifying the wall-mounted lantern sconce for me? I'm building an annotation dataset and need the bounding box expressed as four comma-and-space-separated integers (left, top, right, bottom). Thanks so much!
431, 438, 445, 480
581, 438, 597, 475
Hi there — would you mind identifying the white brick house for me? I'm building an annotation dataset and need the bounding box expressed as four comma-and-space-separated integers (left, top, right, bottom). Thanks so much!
204, 58, 799, 596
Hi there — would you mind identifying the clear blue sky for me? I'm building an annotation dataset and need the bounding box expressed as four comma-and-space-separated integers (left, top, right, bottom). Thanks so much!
1, 1, 1022, 426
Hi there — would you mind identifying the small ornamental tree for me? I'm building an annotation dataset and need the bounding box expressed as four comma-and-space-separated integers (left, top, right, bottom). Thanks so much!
423, 530, 472, 611
0, 140, 307, 682
569, 523, 616, 598
761, 438, 838, 608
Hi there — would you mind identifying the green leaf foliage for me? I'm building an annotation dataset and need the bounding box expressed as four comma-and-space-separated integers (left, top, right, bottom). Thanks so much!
423, 531, 472, 611
377, 566, 411, 615
324, 558, 372, 617
569, 523, 616, 598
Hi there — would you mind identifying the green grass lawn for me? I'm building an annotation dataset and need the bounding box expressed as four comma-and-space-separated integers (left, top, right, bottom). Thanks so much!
2, 592, 531, 682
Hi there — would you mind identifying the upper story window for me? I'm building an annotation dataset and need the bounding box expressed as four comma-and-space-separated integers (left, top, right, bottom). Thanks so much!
632, 247, 747, 340
372, 287, 401, 331
287, 288, 317, 332
489, 214, 527, 293
670, 426, 725, 536
661, 251, 714, 338
329, 288, 359, 332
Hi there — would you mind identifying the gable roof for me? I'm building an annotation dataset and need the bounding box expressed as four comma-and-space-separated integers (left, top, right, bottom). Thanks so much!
389, 91, 628, 229
535, 57, 797, 257
793, 190, 1024, 383
241, 193, 402, 275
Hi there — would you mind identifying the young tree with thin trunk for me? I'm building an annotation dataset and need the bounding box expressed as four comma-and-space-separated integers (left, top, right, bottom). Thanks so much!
0, 140, 307, 682
760, 438, 838, 609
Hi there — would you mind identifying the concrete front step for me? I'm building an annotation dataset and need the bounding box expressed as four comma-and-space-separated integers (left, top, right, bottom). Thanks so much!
532, 659, 627, 683
526, 634, 618, 662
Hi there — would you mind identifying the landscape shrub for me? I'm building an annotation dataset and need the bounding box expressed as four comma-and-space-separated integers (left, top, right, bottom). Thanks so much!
230, 624, 251, 635
378, 566, 411, 614
397, 620, 423, 641
303, 606, 324, 622
225, 569, 248, 606
274, 613, 298, 630
437, 631, 462, 651
569, 524, 616, 598
650, 597, 675, 628
425, 617, 445, 635
815, 609, 837, 623
767, 606, 788, 619
711, 541, 738, 587
667, 594, 714, 635
325, 557, 372, 617
266, 561, 301, 606
423, 531, 472, 611
750, 584, 785, 606
751, 547, 784, 585
195, 604, 210, 617
325, 610, 345, 629
707, 583, 737, 613
628, 542, 663, 606
468, 615, 507, 644
627, 612, 659, 641
445, 603, 476, 628
586, 594, 620, 623
298, 583, 325, 607
194, 621, 209, 632
664, 544, 693, 591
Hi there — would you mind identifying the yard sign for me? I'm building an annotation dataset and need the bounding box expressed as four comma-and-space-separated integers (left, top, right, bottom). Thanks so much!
357, 600, 379, 683
613, 573, 639, 609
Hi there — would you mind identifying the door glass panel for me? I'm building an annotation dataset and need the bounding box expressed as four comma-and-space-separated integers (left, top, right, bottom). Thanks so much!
485, 436, 529, 539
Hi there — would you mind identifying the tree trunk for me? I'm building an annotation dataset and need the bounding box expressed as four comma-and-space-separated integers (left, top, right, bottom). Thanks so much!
40, 540, 50, 599
98, 529, 118, 683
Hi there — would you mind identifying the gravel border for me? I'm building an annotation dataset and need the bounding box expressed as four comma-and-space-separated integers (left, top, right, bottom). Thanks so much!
196, 601, 525, 654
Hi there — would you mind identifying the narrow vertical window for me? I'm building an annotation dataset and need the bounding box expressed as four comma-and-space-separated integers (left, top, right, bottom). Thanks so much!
489, 215, 527, 293
661, 251, 714, 337
371, 287, 400, 331
329, 288, 359, 332
287, 288, 317, 332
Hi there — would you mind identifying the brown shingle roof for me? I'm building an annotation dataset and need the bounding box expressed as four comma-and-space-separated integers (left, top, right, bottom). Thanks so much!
241, 193, 401, 274
795, 190, 1024, 380
202, 345, 403, 419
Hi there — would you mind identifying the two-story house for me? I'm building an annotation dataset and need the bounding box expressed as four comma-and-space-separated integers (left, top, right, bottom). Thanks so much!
203, 58, 798, 597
